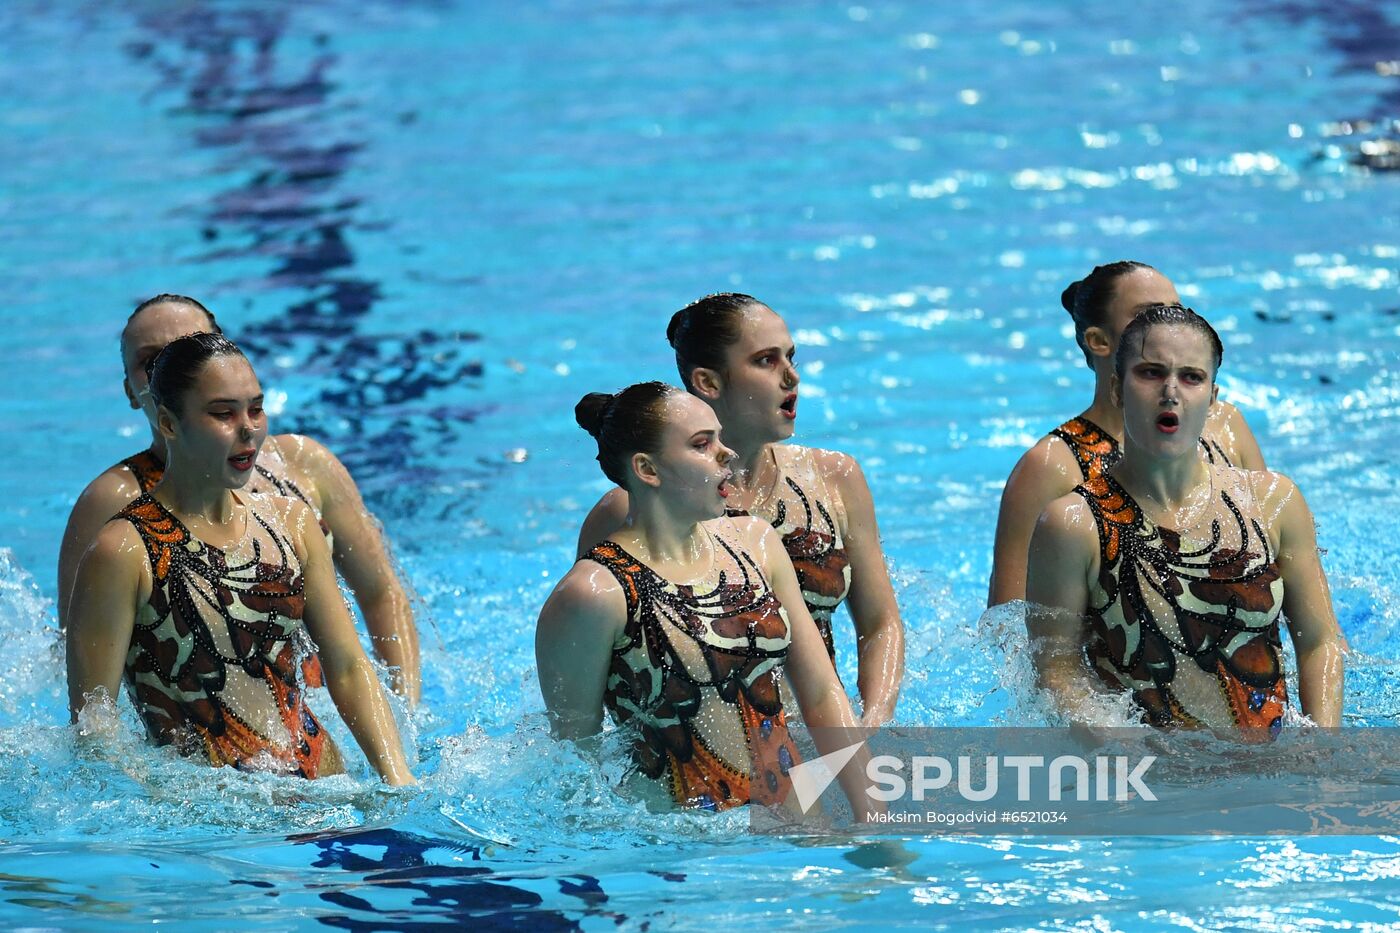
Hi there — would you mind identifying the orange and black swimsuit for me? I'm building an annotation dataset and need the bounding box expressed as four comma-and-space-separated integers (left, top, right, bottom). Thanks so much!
726, 445, 851, 665
1074, 471, 1287, 735
119, 446, 327, 686
115, 493, 333, 776
1051, 416, 1232, 483
583, 524, 801, 811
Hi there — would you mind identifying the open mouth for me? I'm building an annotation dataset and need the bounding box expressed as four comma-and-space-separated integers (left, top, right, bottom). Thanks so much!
779, 393, 797, 420
229, 450, 256, 471
717, 471, 734, 499
1156, 412, 1180, 434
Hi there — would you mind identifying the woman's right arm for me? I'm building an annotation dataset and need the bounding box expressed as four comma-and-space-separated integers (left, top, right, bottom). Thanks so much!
57, 471, 141, 627
1024, 498, 1100, 724
535, 564, 627, 739
66, 522, 144, 721
989, 439, 1079, 607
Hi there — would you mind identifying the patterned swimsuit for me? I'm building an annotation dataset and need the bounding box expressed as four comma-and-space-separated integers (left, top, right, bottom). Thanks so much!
584, 524, 802, 811
726, 445, 852, 665
1073, 470, 1287, 735
119, 444, 328, 687
115, 493, 335, 775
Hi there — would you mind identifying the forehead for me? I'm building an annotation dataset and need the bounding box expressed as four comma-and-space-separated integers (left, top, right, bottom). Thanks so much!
1132, 324, 1215, 366
188, 354, 261, 397
660, 392, 720, 436
1112, 268, 1180, 312
122, 303, 214, 364
730, 305, 792, 352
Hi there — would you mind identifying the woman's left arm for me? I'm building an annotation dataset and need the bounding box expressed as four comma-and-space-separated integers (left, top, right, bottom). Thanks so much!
287, 435, 422, 706
290, 500, 416, 785
1270, 475, 1344, 726
818, 451, 904, 725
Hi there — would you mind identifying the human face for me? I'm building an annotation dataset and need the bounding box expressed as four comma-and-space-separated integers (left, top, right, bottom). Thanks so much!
1115, 325, 1218, 458
122, 302, 218, 420
712, 305, 800, 444
648, 393, 736, 520
1102, 268, 1181, 349
161, 356, 268, 489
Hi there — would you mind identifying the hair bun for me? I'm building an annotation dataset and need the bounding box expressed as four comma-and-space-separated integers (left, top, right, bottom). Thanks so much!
574, 392, 616, 438
1061, 280, 1082, 314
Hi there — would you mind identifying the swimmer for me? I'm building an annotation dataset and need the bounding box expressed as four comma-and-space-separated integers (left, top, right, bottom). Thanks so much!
56, 295, 421, 704
67, 334, 415, 783
990, 262, 1267, 606
1026, 305, 1343, 734
539, 383, 872, 813
577, 294, 904, 726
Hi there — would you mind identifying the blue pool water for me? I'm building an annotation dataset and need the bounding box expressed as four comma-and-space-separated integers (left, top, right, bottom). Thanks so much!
3, 0, 1399, 927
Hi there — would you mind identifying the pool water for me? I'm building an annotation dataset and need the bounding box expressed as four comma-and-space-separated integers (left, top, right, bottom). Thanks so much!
3, 0, 1399, 928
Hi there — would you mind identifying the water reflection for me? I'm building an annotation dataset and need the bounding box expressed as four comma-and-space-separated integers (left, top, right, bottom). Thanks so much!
125, 5, 494, 514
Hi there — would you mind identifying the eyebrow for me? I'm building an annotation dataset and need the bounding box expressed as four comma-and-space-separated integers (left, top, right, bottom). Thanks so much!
205, 395, 264, 405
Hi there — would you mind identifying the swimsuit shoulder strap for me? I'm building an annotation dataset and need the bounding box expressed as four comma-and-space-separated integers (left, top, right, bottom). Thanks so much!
1200, 435, 1233, 467
1050, 417, 1120, 482
580, 540, 648, 620
113, 493, 189, 583
119, 450, 165, 493
1071, 473, 1141, 568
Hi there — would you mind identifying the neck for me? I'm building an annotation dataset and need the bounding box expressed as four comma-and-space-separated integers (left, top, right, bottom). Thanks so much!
1113, 443, 1208, 510
1081, 366, 1123, 438
144, 424, 169, 461
156, 455, 238, 525
726, 433, 775, 495
625, 492, 710, 567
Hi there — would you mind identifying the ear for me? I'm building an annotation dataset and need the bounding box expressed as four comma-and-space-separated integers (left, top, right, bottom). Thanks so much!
156, 405, 179, 442
689, 366, 724, 402
1209, 383, 1219, 407
1083, 326, 1113, 360
1109, 373, 1123, 408
631, 452, 661, 489
123, 378, 140, 411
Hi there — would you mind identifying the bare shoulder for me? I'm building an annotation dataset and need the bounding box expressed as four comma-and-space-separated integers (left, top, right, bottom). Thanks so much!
88, 516, 147, 567
1003, 433, 1082, 505
541, 559, 628, 631
1241, 467, 1303, 513
577, 487, 630, 558
1035, 490, 1098, 545
807, 446, 870, 495
73, 464, 145, 524
270, 432, 345, 483
721, 512, 776, 549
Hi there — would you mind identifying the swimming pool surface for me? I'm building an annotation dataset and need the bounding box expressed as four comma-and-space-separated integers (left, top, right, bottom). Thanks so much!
3, 0, 1398, 928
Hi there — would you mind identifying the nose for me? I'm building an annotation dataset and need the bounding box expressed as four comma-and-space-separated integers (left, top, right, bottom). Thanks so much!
782, 358, 799, 389
1160, 375, 1180, 406
717, 442, 736, 465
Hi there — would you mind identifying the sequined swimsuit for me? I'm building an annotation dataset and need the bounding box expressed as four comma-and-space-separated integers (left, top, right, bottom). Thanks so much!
1050, 416, 1232, 482
1073, 469, 1287, 734
119, 444, 327, 686
583, 524, 802, 811
114, 492, 337, 776
725, 445, 852, 665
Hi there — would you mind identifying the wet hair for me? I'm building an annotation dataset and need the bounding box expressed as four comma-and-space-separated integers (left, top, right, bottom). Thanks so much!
666, 292, 766, 390
575, 381, 680, 488
1114, 303, 1224, 381
121, 294, 222, 370
148, 332, 248, 416
1061, 261, 1155, 367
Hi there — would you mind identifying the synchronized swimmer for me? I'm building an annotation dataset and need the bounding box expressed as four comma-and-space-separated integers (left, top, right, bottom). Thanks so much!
59, 275, 1346, 802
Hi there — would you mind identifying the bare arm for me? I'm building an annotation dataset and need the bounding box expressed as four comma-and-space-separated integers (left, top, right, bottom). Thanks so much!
57, 470, 143, 627
534, 563, 626, 739
576, 488, 629, 560
818, 450, 903, 725
286, 435, 421, 705
750, 521, 873, 818
989, 438, 1081, 607
66, 522, 144, 721
290, 501, 415, 785
1024, 498, 1102, 725
1209, 400, 1267, 472
1269, 475, 1343, 726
